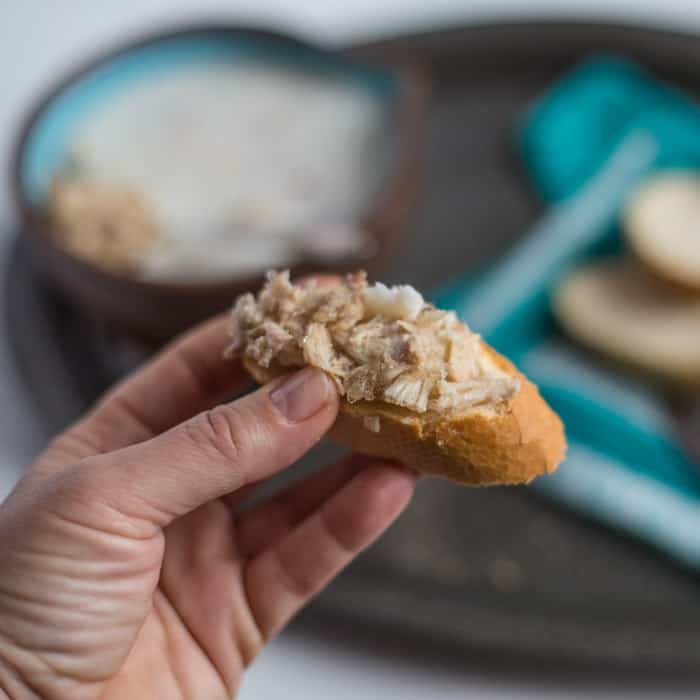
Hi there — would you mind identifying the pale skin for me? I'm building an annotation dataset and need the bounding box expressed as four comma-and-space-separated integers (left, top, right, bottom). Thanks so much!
0, 313, 417, 699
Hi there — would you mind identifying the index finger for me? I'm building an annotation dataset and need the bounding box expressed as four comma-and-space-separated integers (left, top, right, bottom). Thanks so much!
72, 313, 250, 454
56, 275, 341, 460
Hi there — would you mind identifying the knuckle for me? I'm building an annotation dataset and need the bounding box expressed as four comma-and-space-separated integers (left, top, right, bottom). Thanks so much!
60, 456, 103, 502
319, 502, 357, 557
30, 458, 151, 541
188, 406, 245, 464
44, 426, 103, 461
27, 458, 101, 524
274, 545, 317, 600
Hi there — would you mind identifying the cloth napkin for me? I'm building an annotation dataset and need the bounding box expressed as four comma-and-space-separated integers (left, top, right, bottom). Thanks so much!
434, 56, 700, 570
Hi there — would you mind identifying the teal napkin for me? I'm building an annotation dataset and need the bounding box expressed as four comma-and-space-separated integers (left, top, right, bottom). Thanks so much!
520, 55, 700, 203
434, 56, 700, 570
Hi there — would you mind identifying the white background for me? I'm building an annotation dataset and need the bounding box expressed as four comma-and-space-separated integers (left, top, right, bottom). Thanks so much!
2, 2, 700, 698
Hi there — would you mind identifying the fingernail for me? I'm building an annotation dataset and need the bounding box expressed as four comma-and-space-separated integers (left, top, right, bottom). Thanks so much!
269, 368, 334, 423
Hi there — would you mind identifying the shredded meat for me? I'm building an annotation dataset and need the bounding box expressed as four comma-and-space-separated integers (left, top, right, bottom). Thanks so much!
303, 323, 353, 378
228, 270, 519, 414
49, 177, 158, 272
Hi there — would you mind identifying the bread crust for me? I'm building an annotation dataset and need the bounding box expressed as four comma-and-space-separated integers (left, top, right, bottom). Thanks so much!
242, 343, 566, 486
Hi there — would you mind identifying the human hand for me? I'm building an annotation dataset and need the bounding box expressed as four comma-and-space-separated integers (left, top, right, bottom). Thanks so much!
0, 314, 417, 699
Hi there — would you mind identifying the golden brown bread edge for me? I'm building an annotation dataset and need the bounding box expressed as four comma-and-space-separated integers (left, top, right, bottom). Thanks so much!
241, 343, 566, 487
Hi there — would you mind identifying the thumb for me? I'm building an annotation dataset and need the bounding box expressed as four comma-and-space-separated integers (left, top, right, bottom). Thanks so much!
69, 368, 338, 534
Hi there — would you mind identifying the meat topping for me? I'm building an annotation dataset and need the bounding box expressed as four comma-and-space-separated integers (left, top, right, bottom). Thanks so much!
228, 271, 519, 413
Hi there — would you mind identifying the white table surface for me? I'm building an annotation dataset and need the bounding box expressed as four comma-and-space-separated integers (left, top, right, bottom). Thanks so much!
2, 2, 700, 698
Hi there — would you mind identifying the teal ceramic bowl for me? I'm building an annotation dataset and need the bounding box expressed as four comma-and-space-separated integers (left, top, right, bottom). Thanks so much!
13, 24, 427, 341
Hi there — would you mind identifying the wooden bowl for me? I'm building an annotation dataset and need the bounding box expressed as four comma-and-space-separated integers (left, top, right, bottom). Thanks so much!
12, 24, 428, 342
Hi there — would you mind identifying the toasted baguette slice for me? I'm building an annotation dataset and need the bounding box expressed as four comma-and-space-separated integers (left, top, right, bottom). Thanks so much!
242, 346, 565, 486
625, 172, 700, 294
229, 271, 565, 486
554, 258, 700, 386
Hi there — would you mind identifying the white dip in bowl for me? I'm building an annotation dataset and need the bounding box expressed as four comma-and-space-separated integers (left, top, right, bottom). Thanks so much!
61, 60, 391, 282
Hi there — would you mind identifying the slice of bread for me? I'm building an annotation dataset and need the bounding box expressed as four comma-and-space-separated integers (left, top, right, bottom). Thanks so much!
625, 172, 700, 294
229, 272, 566, 486
554, 258, 700, 386
242, 346, 565, 486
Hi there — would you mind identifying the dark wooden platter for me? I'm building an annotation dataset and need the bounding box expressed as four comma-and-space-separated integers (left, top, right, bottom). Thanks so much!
7, 21, 700, 673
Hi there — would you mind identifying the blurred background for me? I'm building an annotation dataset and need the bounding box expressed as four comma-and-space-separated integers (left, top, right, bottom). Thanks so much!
4, 2, 700, 698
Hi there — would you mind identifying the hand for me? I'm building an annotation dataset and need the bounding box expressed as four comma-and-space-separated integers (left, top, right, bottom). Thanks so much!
0, 315, 417, 699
